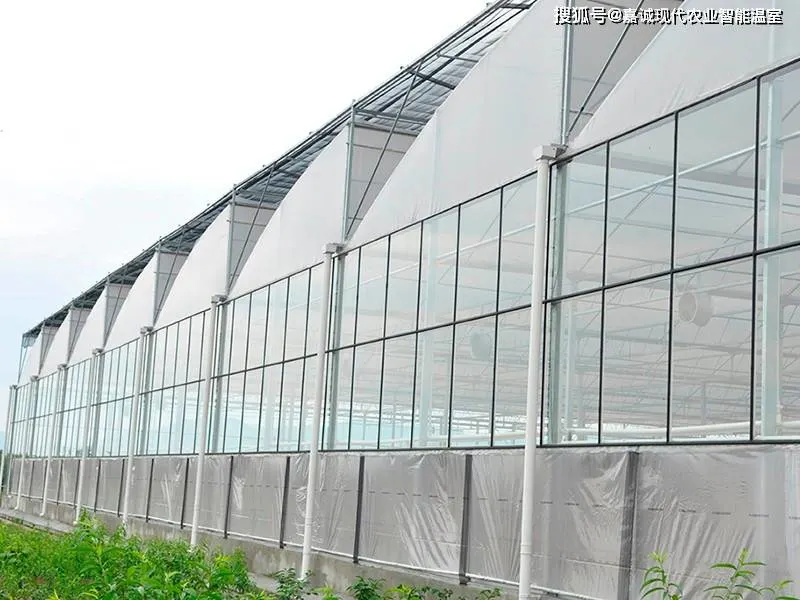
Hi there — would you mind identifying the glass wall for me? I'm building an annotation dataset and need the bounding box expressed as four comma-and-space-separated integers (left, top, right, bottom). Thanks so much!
545, 59, 800, 444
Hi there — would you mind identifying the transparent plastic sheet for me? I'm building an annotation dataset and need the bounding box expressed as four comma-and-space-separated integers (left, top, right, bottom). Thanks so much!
228, 454, 285, 542
182, 457, 197, 527
59, 459, 79, 505
360, 452, 464, 573
8, 458, 20, 498
128, 457, 151, 518
96, 458, 124, 514
286, 453, 308, 546
21, 460, 33, 498
45, 459, 60, 503
312, 453, 358, 555
29, 459, 45, 499
197, 455, 229, 532
468, 451, 524, 583
81, 458, 99, 508
149, 456, 186, 524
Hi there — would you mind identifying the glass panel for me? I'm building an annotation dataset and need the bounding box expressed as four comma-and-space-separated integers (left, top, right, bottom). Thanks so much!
182, 383, 200, 454
259, 364, 282, 452
758, 64, 800, 250
299, 358, 318, 451
549, 147, 607, 298
241, 369, 262, 452
223, 373, 244, 453
247, 288, 269, 369
158, 388, 172, 454
119, 396, 131, 457
675, 84, 756, 267
386, 225, 421, 337
306, 266, 324, 357
494, 308, 530, 446
457, 193, 500, 320
350, 341, 382, 450
146, 391, 161, 454
279, 360, 303, 451
606, 118, 674, 284
380, 335, 415, 449
187, 313, 205, 382
325, 348, 353, 450
754, 247, 800, 438
170, 386, 185, 454
266, 279, 288, 365
162, 324, 178, 388
546, 292, 603, 444
671, 259, 752, 441
419, 209, 458, 329
285, 271, 310, 360
499, 176, 536, 311
451, 317, 495, 447
413, 326, 453, 448
601, 277, 670, 443
150, 330, 166, 391
357, 238, 388, 344
229, 296, 250, 374
174, 318, 190, 385
335, 252, 359, 349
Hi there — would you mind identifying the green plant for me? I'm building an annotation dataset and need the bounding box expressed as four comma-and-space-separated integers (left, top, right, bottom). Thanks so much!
316, 585, 342, 600
386, 583, 426, 600
348, 576, 385, 600
641, 552, 683, 600
271, 567, 310, 600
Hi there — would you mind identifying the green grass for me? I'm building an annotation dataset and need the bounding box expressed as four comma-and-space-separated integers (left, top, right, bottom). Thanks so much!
0, 512, 267, 599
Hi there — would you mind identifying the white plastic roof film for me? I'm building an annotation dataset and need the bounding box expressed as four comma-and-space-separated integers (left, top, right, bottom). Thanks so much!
18, 326, 58, 382
155, 250, 188, 322
39, 309, 86, 376
227, 202, 274, 291
349, 0, 565, 248
230, 128, 349, 298
105, 253, 161, 351
574, 0, 800, 151
155, 207, 231, 329
68, 283, 130, 366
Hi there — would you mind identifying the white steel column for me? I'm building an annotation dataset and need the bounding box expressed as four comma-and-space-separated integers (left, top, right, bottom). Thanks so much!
519, 145, 559, 600
40, 364, 68, 516
16, 376, 39, 511
122, 327, 152, 526
191, 295, 225, 547
301, 243, 339, 577
75, 348, 102, 523
0, 385, 17, 498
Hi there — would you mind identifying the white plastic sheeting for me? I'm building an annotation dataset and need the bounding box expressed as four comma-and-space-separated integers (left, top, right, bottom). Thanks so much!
19, 326, 58, 382
45, 459, 59, 502
149, 456, 187, 524
69, 284, 131, 366
126, 457, 151, 519
105, 253, 161, 351
155, 209, 231, 329
95, 458, 124, 515
574, 0, 800, 151
230, 130, 349, 299
228, 454, 285, 542
227, 203, 274, 293
195, 454, 229, 533
349, 0, 564, 248
59, 458, 79, 505
40, 308, 90, 376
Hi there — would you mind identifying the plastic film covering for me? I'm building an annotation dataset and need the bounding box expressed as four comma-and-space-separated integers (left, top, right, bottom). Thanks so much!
182, 457, 197, 528
228, 455, 285, 542
20, 460, 33, 498
286, 453, 308, 546
467, 452, 523, 582
196, 455, 229, 532
29, 459, 45, 499
95, 458, 124, 514
127, 457, 151, 518
80, 458, 99, 508
8, 459, 20, 498
59, 459, 79, 505
360, 452, 464, 573
149, 456, 187, 524
45, 459, 60, 502
312, 454, 359, 554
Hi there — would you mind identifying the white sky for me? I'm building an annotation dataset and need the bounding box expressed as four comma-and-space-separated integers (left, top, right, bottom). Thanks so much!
0, 0, 488, 439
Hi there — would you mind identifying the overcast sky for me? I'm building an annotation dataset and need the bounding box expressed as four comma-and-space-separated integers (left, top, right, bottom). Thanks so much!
0, 0, 487, 439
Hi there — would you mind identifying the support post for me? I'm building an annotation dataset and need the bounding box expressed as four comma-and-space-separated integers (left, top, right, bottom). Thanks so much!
279, 456, 291, 548
301, 243, 339, 576
0, 385, 17, 497
352, 455, 365, 563
180, 457, 190, 529
41, 364, 68, 516
191, 295, 226, 547
122, 327, 151, 526
223, 454, 234, 539
145, 457, 154, 522
17, 376, 39, 511
519, 145, 560, 600
458, 454, 473, 585
75, 349, 102, 523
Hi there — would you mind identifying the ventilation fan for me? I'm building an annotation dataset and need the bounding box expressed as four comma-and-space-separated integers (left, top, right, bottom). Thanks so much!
677, 287, 713, 327
469, 331, 494, 361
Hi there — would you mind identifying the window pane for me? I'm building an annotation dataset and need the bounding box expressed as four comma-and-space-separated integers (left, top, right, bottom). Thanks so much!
224, 373, 244, 453
325, 348, 353, 450
380, 335, 415, 449
671, 259, 752, 441
549, 147, 606, 298
606, 118, 674, 284
299, 358, 318, 451
499, 176, 536, 311
413, 326, 453, 448
174, 318, 190, 385
266, 279, 288, 365
546, 292, 602, 444
285, 271, 310, 360
182, 383, 200, 454
601, 277, 670, 442
146, 391, 161, 454
306, 265, 323, 356
187, 313, 205, 382
351, 341, 382, 450
335, 252, 359, 349
247, 288, 268, 369
229, 296, 250, 373
457, 193, 500, 320
259, 364, 282, 452
242, 369, 262, 452
170, 386, 185, 454
494, 308, 530, 446
675, 85, 756, 267
357, 238, 388, 344
279, 360, 303, 451
150, 330, 166, 391
758, 64, 800, 249
451, 316, 495, 447
419, 209, 458, 329
386, 226, 420, 337
163, 324, 179, 388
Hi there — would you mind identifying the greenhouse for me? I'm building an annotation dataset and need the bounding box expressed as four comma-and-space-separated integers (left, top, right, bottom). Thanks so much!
4, 0, 800, 598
